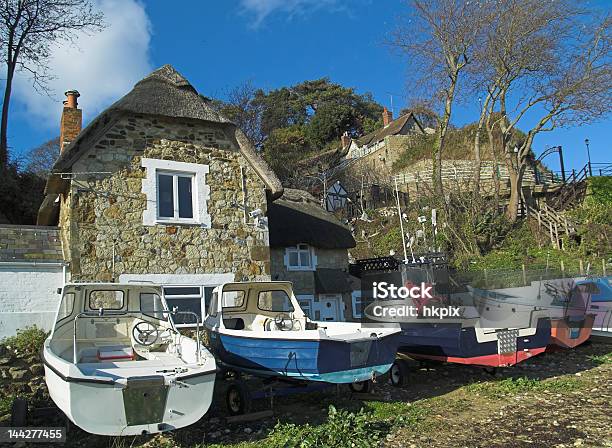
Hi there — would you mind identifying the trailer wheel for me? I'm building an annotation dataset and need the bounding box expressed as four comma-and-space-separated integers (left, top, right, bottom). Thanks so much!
390, 360, 409, 387
348, 380, 371, 393
11, 397, 28, 427
483, 367, 497, 376
226, 382, 251, 416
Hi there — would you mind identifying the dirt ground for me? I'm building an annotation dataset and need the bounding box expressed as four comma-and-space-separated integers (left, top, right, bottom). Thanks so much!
4, 339, 611, 448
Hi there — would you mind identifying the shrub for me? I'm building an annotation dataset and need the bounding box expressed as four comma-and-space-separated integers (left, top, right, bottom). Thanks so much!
1, 326, 48, 358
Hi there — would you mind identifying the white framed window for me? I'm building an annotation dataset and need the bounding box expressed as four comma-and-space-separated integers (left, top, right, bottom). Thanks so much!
142, 158, 211, 227
157, 171, 195, 220
284, 244, 317, 271
351, 291, 363, 319
163, 286, 215, 327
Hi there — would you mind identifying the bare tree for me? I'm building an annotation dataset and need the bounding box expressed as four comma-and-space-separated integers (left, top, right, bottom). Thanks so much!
390, 0, 487, 196
479, 0, 611, 221
210, 81, 266, 149
25, 136, 59, 178
0, 0, 104, 169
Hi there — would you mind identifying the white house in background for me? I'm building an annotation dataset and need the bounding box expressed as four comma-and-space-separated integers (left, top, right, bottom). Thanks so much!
0, 225, 67, 339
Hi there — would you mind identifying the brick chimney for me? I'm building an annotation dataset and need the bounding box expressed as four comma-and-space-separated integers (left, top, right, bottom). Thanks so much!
341, 131, 351, 149
382, 107, 393, 127
60, 90, 82, 153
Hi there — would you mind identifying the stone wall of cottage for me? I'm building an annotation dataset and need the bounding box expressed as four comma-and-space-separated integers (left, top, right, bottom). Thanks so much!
269, 247, 349, 295
60, 114, 271, 282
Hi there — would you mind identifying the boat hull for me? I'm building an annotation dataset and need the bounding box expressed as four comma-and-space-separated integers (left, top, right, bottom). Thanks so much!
397, 318, 551, 367
549, 315, 595, 349
208, 330, 401, 383
43, 350, 216, 436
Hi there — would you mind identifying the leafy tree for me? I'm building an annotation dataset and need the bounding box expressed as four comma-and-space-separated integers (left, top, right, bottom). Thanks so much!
263, 126, 311, 182
0, 0, 105, 170
0, 161, 45, 224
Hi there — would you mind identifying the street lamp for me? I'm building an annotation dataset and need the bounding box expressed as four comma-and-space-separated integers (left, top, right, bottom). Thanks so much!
584, 138, 592, 176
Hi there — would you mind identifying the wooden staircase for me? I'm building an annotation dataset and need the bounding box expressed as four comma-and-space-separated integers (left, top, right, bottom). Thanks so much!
527, 202, 576, 249
528, 162, 611, 249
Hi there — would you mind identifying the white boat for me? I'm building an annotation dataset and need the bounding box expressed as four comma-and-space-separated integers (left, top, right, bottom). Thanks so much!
204, 281, 401, 384
42, 283, 216, 436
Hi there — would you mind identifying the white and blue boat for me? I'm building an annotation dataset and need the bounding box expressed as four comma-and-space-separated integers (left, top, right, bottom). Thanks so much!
204, 281, 400, 383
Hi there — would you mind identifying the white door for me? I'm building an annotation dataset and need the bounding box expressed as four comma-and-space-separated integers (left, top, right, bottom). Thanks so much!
319, 294, 342, 321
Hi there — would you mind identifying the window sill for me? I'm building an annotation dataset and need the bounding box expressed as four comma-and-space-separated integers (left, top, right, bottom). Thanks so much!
286, 266, 316, 272
154, 219, 208, 227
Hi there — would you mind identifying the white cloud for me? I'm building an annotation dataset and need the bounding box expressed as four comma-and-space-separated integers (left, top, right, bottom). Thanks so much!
240, 0, 341, 27
13, 0, 152, 130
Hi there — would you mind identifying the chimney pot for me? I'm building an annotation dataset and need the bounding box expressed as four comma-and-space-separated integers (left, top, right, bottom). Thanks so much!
341, 131, 351, 149
382, 107, 393, 127
64, 90, 80, 109
60, 90, 82, 153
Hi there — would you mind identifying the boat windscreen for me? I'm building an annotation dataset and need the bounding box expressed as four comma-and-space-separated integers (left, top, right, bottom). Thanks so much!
57, 292, 75, 323
140, 292, 168, 321
258, 290, 294, 313
222, 290, 245, 308
88, 289, 125, 310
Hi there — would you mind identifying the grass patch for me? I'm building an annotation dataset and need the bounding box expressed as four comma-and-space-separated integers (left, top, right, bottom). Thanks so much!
1, 326, 48, 358
205, 401, 430, 448
587, 353, 612, 365
465, 377, 581, 399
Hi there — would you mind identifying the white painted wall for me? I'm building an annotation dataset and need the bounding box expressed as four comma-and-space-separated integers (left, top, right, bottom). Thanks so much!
0, 263, 66, 339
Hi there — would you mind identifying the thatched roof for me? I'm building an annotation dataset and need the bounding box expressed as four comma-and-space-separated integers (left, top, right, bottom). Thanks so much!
268, 188, 355, 249
356, 112, 424, 147
49, 64, 282, 197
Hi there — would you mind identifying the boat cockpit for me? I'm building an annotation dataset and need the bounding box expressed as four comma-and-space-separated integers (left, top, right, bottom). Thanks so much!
48, 283, 202, 368
206, 282, 312, 332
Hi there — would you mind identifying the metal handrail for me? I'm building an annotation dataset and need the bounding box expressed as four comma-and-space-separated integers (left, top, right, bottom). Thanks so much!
171, 310, 202, 364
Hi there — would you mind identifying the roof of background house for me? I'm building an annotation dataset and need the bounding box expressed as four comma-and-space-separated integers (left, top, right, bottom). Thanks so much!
355, 112, 424, 147
48, 64, 282, 198
0, 225, 64, 263
268, 188, 356, 249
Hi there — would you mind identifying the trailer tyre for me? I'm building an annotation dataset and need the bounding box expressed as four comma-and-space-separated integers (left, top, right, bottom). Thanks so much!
11, 397, 28, 427
226, 382, 251, 416
390, 360, 409, 387
348, 380, 371, 393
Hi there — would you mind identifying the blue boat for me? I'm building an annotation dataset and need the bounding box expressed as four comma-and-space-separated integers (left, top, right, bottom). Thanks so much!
581, 277, 612, 337
204, 282, 401, 383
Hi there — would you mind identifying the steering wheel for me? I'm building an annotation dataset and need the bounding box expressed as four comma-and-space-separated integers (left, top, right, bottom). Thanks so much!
132, 321, 160, 346
274, 313, 294, 331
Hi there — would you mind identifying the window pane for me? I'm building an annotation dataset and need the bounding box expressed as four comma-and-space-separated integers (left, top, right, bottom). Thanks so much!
289, 251, 299, 267
222, 290, 245, 308
164, 286, 201, 296
158, 174, 174, 218
140, 293, 168, 320
57, 293, 75, 321
89, 290, 124, 310
166, 297, 202, 324
300, 250, 311, 267
258, 290, 294, 312
178, 176, 194, 219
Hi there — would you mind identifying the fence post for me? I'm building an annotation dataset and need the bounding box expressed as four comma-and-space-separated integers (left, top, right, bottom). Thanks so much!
561, 260, 565, 277
579, 259, 584, 275
522, 264, 527, 286
484, 269, 488, 288
604, 259, 607, 276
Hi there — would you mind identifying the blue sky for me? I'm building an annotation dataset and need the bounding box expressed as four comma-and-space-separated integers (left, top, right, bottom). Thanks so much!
5, 0, 610, 173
